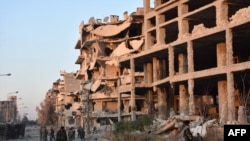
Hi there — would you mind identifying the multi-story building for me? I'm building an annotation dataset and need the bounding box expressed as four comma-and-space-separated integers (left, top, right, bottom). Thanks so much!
74, 7, 149, 130
0, 96, 18, 123
73, 0, 250, 130
138, 0, 250, 123
52, 71, 82, 128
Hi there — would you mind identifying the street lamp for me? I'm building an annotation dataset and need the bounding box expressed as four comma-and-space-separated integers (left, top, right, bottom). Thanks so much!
0, 73, 11, 76
7, 91, 19, 95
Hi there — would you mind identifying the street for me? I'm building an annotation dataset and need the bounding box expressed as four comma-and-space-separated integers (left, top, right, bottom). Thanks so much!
3, 125, 111, 141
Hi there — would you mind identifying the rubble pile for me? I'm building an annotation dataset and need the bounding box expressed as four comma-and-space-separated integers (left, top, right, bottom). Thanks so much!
87, 115, 225, 141
144, 115, 223, 141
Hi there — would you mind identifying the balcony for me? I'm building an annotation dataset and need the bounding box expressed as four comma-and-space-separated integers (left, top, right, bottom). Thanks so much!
75, 55, 85, 64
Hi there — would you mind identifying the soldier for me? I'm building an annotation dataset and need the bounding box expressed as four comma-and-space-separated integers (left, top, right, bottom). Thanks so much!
68, 127, 75, 141
40, 126, 43, 141
41, 126, 48, 141
50, 127, 56, 141
77, 126, 85, 141
56, 126, 68, 141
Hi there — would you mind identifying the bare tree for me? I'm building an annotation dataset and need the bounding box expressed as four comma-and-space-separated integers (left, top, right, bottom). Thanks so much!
36, 98, 57, 125
237, 73, 250, 123
238, 73, 250, 109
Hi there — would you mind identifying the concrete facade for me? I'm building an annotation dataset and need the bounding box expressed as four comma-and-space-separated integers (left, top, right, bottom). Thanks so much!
75, 0, 250, 125
74, 8, 146, 131
0, 96, 17, 123
137, 0, 250, 123
47, 71, 82, 129
45, 0, 250, 130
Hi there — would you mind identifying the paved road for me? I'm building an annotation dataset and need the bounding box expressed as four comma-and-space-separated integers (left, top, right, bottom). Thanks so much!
3, 125, 110, 141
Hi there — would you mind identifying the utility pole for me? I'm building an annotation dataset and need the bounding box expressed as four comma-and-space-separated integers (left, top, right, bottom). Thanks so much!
82, 81, 92, 135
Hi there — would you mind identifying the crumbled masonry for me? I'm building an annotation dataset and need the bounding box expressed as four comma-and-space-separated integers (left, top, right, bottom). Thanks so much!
42, 0, 250, 140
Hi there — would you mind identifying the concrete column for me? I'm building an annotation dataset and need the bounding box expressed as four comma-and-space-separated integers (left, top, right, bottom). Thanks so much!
145, 62, 154, 114
156, 14, 165, 44
218, 80, 228, 124
226, 28, 235, 122
155, 0, 161, 7
144, 63, 147, 84
188, 79, 195, 115
146, 90, 154, 114
168, 46, 175, 76
160, 59, 167, 79
179, 84, 189, 116
130, 58, 136, 121
178, 53, 188, 74
146, 62, 153, 84
169, 83, 175, 113
117, 76, 121, 121
216, 43, 226, 67
157, 87, 167, 120
216, 1, 228, 26
143, 0, 151, 13
226, 29, 233, 65
178, 4, 189, 36
187, 41, 194, 72
144, 0, 151, 50
153, 57, 159, 91
145, 32, 152, 50
227, 72, 235, 122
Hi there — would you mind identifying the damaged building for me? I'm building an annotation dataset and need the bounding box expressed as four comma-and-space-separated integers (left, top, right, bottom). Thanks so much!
47, 71, 82, 128
44, 0, 250, 133
0, 96, 18, 123
74, 7, 147, 129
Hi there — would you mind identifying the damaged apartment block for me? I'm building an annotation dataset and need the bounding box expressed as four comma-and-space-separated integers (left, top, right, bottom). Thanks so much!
74, 7, 145, 128
49, 0, 250, 133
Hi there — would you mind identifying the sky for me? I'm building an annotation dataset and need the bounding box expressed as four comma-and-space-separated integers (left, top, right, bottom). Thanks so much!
0, 0, 143, 120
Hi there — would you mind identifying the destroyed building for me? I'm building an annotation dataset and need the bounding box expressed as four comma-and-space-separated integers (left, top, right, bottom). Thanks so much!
0, 96, 25, 140
46, 71, 82, 128
74, 6, 147, 129
0, 96, 18, 123
72, 0, 250, 130
138, 0, 250, 124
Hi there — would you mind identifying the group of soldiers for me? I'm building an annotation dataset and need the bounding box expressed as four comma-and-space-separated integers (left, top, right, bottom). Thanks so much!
40, 126, 85, 141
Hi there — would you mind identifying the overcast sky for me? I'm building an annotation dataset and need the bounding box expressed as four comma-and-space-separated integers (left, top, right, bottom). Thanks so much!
0, 0, 143, 120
